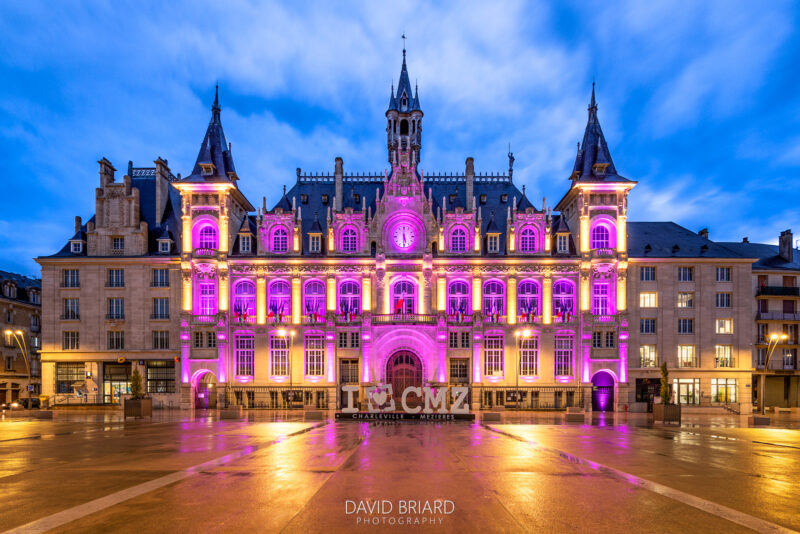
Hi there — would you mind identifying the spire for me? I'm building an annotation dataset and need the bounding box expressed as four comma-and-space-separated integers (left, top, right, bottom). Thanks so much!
570, 82, 622, 181
185, 85, 237, 182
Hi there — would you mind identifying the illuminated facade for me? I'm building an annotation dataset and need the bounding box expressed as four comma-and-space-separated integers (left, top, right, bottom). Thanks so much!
38, 51, 757, 412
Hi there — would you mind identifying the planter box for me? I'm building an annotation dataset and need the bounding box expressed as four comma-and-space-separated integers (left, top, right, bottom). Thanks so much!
124, 398, 153, 419
653, 403, 681, 424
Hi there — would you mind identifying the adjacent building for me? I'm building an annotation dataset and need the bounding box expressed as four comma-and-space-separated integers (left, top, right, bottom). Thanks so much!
38, 51, 759, 413
1, 270, 41, 404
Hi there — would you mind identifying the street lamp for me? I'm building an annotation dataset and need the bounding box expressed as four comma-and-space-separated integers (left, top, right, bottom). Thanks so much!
4, 329, 32, 409
760, 333, 788, 415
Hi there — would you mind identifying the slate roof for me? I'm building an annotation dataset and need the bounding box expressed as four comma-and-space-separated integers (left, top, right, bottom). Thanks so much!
718, 242, 800, 271
0, 270, 41, 305
627, 222, 749, 259
387, 50, 421, 113
183, 86, 238, 183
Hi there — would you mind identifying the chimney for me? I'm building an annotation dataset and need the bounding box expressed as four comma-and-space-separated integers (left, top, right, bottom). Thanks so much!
334, 157, 343, 211
74, 216, 82, 235
465, 157, 474, 210
779, 229, 793, 262
154, 158, 170, 226
98, 158, 116, 187
742, 237, 749, 243
698, 228, 709, 239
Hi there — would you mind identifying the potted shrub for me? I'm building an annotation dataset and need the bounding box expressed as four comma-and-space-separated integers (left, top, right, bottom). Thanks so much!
124, 368, 153, 418
653, 362, 681, 424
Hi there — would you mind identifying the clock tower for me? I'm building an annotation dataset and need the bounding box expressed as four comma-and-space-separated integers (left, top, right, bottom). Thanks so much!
386, 45, 423, 170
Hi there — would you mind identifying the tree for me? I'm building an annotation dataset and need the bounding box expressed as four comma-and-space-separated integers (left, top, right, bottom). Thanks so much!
659, 362, 670, 404
130, 368, 144, 400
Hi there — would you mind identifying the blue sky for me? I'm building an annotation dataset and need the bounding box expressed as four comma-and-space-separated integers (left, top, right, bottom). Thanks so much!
1, 0, 799, 276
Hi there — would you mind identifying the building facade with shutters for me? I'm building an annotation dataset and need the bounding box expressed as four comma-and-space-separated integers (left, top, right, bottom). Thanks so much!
37, 51, 759, 413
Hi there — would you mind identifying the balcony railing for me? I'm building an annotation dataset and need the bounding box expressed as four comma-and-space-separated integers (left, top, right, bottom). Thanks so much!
373, 314, 437, 325
591, 248, 615, 258
232, 315, 256, 325
757, 311, 800, 321
639, 358, 659, 368
483, 315, 506, 325
60, 313, 80, 320
590, 314, 617, 325
446, 314, 474, 325
193, 248, 217, 257
758, 286, 800, 297
190, 347, 219, 360
334, 314, 363, 325
678, 358, 698, 368
302, 316, 327, 325
714, 357, 736, 368
105, 314, 125, 320
150, 314, 170, 320
191, 314, 219, 325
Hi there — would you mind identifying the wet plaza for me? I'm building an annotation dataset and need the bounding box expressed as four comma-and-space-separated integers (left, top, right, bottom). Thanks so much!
0, 411, 798, 533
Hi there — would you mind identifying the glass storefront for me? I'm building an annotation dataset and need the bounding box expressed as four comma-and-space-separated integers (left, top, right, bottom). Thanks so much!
103, 362, 131, 404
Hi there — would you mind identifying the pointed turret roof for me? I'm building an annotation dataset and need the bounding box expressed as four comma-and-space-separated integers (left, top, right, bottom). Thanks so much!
309, 212, 323, 234
387, 48, 421, 113
485, 211, 500, 233
184, 85, 238, 182
517, 185, 535, 211
571, 83, 628, 182
273, 185, 293, 212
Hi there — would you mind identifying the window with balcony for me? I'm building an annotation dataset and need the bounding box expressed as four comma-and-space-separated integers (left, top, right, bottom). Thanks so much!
715, 319, 732, 334
233, 281, 256, 318
678, 267, 694, 282
639, 292, 657, 308
640, 266, 656, 281
716, 292, 731, 308
392, 280, 415, 315
519, 227, 537, 253
198, 282, 216, 315
235, 334, 255, 376
448, 280, 470, 317
590, 225, 610, 249
483, 334, 504, 376
519, 336, 539, 376
677, 345, 696, 367
107, 298, 124, 319
152, 268, 169, 287
62, 298, 79, 320
152, 331, 169, 350
517, 280, 539, 321
592, 282, 610, 315
268, 280, 291, 320
677, 292, 694, 308
552, 280, 575, 320
198, 226, 218, 250
715, 345, 733, 367
339, 281, 362, 317
678, 318, 694, 334
303, 280, 325, 321
62, 269, 80, 287
716, 267, 731, 282
640, 345, 657, 367
450, 227, 467, 253
272, 227, 288, 253
269, 335, 288, 376
554, 335, 573, 376
152, 297, 169, 319
482, 280, 505, 319
341, 227, 358, 253
304, 334, 324, 376
107, 269, 124, 288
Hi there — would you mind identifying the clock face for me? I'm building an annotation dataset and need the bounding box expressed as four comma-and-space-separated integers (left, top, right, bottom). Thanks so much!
392, 224, 416, 249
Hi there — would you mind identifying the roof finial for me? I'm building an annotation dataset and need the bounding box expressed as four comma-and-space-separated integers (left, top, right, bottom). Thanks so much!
283, 185, 286, 196
213, 83, 220, 111
588, 80, 597, 120
402, 32, 406, 60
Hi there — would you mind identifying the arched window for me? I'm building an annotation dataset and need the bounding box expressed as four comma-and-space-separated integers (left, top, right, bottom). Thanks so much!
400, 119, 409, 134
591, 225, 610, 250
341, 228, 358, 253
233, 280, 256, 318
198, 226, 218, 249
448, 280, 470, 316
519, 227, 538, 253
552, 280, 575, 321
303, 280, 325, 321
483, 280, 505, 318
451, 227, 467, 253
272, 227, 288, 253
517, 280, 540, 321
268, 280, 291, 321
392, 280, 416, 314
338, 281, 361, 317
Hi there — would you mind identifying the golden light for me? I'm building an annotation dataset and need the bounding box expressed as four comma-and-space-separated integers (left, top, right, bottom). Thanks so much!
277, 329, 287, 336
257, 275, 267, 324
291, 277, 301, 324
522, 329, 532, 338
770, 333, 779, 341
14, 330, 23, 336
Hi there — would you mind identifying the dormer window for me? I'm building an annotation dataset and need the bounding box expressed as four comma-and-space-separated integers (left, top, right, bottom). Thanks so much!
301, 194, 308, 204
480, 194, 487, 204
557, 234, 569, 254
309, 234, 321, 253
592, 163, 610, 176
158, 241, 171, 254
112, 237, 124, 253
500, 194, 508, 203
487, 234, 500, 253
240, 235, 252, 254
353, 193, 361, 204
70, 241, 83, 254
321, 195, 329, 204
199, 163, 215, 176
449, 194, 456, 204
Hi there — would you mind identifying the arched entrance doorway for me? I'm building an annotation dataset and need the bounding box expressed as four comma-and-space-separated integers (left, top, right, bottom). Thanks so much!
386, 351, 422, 407
194, 371, 217, 409
592, 371, 615, 412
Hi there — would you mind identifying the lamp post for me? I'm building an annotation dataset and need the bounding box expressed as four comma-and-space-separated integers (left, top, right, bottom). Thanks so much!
760, 333, 788, 415
5, 329, 32, 408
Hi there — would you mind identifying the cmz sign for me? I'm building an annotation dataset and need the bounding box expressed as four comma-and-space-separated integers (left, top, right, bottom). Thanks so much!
338, 383, 472, 420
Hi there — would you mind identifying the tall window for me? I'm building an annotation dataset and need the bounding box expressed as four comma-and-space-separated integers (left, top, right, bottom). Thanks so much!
304, 334, 325, 376
107, 331, 124, 350
240, 235, 252, 254
716, 267, 731, 282
62, 269, 80, 287
484, 334, 504, 376
677, 292, 694, 308
447, 281, 470, 316
198, 282, 216, 315
715, 319, 732, 334
272, 227, 288, 252
711, 378, 737, 403
107, 298, 124, 319
63, 298, 80, 320
152, 331, 169, 349
339, 281, 362, 316
482, 280, 505, 318
152, 297, 169, 319
715, 345, 733, 367
233, 280, 256, 317
304, 280, 326, 320
392, 280, 415, 314
198, 226, 218, 249
517, 280, 539, 321
269, 335, 288, 376
640, 345, 657, 367
716, 292, 731, 308
341, 228, 358, 252
554, 335, 573, 376
268, 280, 291, 319
678, 318, 694, 334
107, 269, 124, 288
519, 336, 539, 376
235, 334, 255, 376
552, 280, 575, 319
519, 227, 537, 253
556, 234, 569, 253
592, 282, 610, 315
591, 225, 610, 249
639, 292, 657, 308
62, 331, 79, 350
152, 268, 169, 287
487, 234, 500, 253
450, 227, 467, 252
678, 267, 694, 282
640, 266, 656, 281
640, 318, 656, 334
309, 234, 321, 253
677, 345, 696, 367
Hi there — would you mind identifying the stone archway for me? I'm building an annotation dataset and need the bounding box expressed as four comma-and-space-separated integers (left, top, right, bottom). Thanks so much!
591, 370, 616, 412
386, 350, 423, 407
194, 370, 217, 409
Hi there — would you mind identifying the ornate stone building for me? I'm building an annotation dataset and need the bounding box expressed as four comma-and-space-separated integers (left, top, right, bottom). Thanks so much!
38, 51, 758, 413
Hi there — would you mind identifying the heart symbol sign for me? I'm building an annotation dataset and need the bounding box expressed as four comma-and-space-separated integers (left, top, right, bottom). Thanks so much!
372, 389, 388, 406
